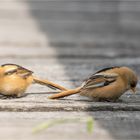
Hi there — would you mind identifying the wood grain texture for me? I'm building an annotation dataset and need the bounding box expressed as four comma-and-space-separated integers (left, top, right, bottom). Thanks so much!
0, 93, 140, 112
0, 111, 139, 140
0, 0, 140, 140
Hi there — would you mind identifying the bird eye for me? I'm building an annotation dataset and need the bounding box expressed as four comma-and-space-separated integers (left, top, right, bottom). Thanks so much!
4, 69, 17, 75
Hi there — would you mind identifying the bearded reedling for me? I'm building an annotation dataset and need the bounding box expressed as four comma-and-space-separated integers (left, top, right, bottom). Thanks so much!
0, 64, 67, 98
48, 67, 138, 101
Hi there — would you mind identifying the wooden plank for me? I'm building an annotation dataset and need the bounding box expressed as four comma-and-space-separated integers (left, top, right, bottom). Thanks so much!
0, 92, 139, 112
2, 20, 140, 35
0, 58, 138, 113
1, 1, 140, 22
1, 9, 140, 21
0, 46, 139, 58
0, 111, 139, 140
1, 0, 140, 47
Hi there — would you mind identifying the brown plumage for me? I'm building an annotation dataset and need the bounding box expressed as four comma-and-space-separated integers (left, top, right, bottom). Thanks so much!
48, 66, 138, 101
0, 63, 67, 98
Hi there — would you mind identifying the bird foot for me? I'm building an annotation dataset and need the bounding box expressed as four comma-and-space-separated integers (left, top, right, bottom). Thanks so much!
0, 94, 18, 99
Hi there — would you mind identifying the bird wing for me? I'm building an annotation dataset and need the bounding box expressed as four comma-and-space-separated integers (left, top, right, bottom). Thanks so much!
82, 73, 118, 89
3, 64, 33, 78
16, 67, 33, 78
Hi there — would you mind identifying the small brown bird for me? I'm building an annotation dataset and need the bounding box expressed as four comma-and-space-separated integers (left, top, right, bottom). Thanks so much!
48, 66, 138, 101
0, 63, 67, 98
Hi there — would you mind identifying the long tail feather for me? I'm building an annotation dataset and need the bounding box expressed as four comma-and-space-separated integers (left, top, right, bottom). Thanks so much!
33, 77, 68, 91
48, 87, 81, 99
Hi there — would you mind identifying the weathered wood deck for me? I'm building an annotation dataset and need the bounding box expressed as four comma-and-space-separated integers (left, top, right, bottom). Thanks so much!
0, 0, 140, 140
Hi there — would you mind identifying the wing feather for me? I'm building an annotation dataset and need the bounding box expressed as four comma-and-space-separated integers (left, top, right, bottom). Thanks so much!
82, 73, 118, 90
2, 64, 33, 78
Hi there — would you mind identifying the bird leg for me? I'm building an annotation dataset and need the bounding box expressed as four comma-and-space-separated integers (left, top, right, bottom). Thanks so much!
48, 87, 81, 99
33, 77, 68, 91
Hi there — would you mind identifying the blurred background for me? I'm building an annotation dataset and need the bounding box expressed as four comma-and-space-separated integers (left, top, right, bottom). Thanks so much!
0, 0, 140, 86
0, 0, 140, 140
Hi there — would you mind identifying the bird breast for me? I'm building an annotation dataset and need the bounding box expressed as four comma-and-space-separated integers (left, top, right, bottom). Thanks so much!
0, 75, 33, 95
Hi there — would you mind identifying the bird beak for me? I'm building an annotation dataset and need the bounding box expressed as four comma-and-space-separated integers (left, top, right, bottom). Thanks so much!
131, 87, 136, 94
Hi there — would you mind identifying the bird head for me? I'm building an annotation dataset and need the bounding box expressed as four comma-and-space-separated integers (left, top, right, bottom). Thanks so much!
122, 67, 138, 94
0, 64, 18, 75
113, 67, 138, 94
0, 64, 33, 78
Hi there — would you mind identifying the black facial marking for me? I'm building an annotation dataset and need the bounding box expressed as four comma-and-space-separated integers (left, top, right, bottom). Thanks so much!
131, 81, 137, 88
4, 69, 18, 75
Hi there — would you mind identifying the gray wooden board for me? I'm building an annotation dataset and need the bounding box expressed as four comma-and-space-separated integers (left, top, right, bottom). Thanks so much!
0, 57, 139, 140
0, 91, 140, 112
0, 46, 140, 58
0, 111, 139, 140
